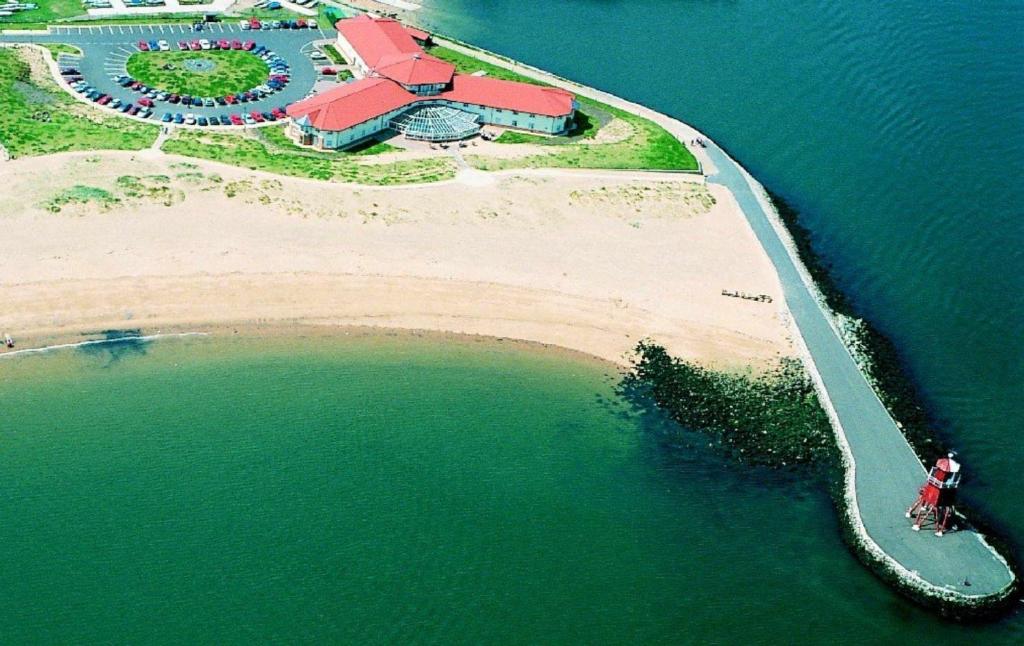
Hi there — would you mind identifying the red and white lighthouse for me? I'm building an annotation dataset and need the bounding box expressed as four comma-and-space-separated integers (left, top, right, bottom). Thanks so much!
906, 453, 962, 537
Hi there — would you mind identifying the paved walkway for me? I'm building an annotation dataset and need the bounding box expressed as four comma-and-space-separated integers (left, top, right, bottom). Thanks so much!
431, 37, 1015, 600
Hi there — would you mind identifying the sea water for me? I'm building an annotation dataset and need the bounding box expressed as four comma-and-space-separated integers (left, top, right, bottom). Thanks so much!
0, 334, 1017, 642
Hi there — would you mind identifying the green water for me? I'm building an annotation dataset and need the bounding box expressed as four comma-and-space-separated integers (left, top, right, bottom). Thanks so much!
0, 335, 1015, 642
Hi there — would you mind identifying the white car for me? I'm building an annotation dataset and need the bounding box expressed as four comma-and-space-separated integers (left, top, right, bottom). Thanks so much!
157, 39, 170, 51
308, 19, 318, 28
185, 113, 196, 125
199, 39, 211, 50
239, 20, 250, 30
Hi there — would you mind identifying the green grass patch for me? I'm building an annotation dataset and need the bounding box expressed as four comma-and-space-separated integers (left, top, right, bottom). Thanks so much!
471, 96, 698, 172
0, 0, 83, 24
426, 45, 546, 86
322, 44, 348, 65
42, 185, 119, 212
429, 45, 696, 171
161, 130, 457, 185
623, 341, 835, 467
0, 48, 158, 157
43, 43, 82, 58
126, 50, 269, 97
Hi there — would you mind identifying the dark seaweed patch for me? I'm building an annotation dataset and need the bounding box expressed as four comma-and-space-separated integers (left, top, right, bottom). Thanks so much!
77, 329, 150, 365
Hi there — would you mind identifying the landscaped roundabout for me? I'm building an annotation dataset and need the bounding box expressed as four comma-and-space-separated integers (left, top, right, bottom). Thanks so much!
126, 50, 269, 98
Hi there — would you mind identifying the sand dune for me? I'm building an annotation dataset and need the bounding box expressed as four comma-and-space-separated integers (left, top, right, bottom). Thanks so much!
0, 151, 793, 367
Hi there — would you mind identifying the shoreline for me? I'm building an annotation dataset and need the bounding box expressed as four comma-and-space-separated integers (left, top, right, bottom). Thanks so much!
0, 13, 1016, 616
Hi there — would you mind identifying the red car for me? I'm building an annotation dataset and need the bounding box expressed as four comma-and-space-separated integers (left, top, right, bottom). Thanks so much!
130, 81, 142, 90
231, 39, 243, 50
271, 107, 286, 120
137, 41, 149, 51
296, 19, 307, 28
178, 40, 189, 50
97, 95, 111, 105
229, 113, 243, 125
250, 110, 264, 123
320, 67, 336, 75
248, 18, 261, 29
137, 97, 154, 107
243, 40, 255, 51
224, 94, 237, 105
190, 40, 202, 51
218, 39, 230, 50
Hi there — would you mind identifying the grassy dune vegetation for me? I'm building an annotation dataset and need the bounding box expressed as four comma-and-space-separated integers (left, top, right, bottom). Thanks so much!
257, 125, 400, 157
161, 130, 457, 185
126, 50, 270, 97
0, 48, 158, 157
0, 0, 83, 24
428, 45, 698, 172
624, 341, 835, 467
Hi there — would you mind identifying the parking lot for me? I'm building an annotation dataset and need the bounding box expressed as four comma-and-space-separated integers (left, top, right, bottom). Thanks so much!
0, 21, 337, 125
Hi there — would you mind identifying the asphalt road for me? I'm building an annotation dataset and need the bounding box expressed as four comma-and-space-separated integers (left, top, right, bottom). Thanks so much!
1, 22, 336, 122
705, 144, 1015, 599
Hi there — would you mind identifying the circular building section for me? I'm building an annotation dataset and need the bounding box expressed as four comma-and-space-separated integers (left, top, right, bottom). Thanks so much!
390, 105, 480, 142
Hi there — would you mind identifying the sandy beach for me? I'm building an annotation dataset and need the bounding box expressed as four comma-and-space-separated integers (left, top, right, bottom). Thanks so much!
0, 150, 793, 367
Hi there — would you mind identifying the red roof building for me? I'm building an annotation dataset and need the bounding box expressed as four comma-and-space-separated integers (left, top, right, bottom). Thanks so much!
286, 15, 577, 150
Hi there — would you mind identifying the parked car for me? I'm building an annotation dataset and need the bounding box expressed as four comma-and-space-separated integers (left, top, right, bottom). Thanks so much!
296, 19, 307, 29
156, 91, 169, 101
230, 113, 243, 125
96, 94, 110, 104
218, 114, 232, 125
271, 107, 286, 120
173, 113, 184, 124
192, 96, 204, 107
218, 39, 230, 49
185, 113, 196, 125
262, 111, 276, 121
137, 41, 149, 51
243, 113, 255, 125
190, 40, 201, 51
224, 94, 237, 105
120, 103, 133, 113
138, 108, 152, 119
250, 110, 264, 123
216, 96, 227, 105
204, 97, 215, 107
162, 112, 173, 122
248, 18, 261, 29
157, 40, 170, 51
243, 40, 255, 51
199, 39, 211, 50
148, 40, 159, 50
109, 98, 122, 109
138, 97, 154, 107
178, 40, 189, 50
232, 39, 243, 50
321, 67, 336, 76
239, 20, 250, 30
308, 19, 317, 29
168, 94, 180, 104
181, 94, 192, 105
197, 116, 208, 126
127, 105, 139, 115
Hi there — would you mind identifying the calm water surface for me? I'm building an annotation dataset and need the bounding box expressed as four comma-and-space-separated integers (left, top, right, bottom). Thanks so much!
415, 0, 1024, 636
0, 335, 1017, 642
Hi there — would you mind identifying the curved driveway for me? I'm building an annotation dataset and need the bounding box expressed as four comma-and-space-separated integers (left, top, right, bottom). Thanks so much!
0, 22, 336, 120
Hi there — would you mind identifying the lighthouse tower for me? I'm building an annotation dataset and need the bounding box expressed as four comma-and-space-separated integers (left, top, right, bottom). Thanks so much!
906, 453, 962, 537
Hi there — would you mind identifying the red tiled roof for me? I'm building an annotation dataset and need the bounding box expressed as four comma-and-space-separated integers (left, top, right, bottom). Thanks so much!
375, 52, 454, 86
441, 74, 575, 117
336, 15, 421, 68
286, 77, 418, 131
403, 25, 431, 43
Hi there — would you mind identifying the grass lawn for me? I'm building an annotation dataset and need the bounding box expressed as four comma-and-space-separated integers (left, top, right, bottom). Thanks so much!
429, 44, 697, 172
323, 44, 348, 65
126, 50, 269, 97
161, 130, 457, 185
0, 48, 158, 157
42, 43, 82, 58
0, 0, 83, 24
